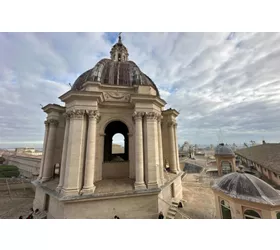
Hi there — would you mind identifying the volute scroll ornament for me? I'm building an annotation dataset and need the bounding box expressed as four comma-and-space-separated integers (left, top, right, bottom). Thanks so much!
145, 112, 160, 120
68, 110, 86, 119
48, 119, 59, 127
167, 121, 176, 127
132, 111, 144, 121
44, 120, 49, 127
87, 110, 101, 122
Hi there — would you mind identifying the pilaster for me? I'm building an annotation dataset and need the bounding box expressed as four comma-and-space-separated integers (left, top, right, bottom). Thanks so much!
41, 119, 59, 182
145, 112, 160, 189
61, 110, 86, 197
56, 113, 70, 192
157, 115, 165, 185
168, 121, 178, 174
38, 120, 49, 180
133, 111, 146, 190
81, 110, 100, 194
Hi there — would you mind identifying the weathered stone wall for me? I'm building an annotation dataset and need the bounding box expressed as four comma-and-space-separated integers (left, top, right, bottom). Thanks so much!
102, 162, 129, 179
62, 194, 159, 219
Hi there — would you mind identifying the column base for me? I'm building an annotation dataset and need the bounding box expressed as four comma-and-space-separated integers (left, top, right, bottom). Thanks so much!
80, 186, 96, 194
56, 186, 62, 193
134, 182, 147, 190
41, 177, 52, 183
147, 182, 159, 189
60, 188, 79, 197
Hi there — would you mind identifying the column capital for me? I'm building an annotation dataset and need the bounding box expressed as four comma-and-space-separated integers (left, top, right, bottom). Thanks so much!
86, 110, 101, 122
157, 115, 163, 123
132, 111, 144, 121
63, 112, 71, 120
47, 119, 59, 127
168, 121, 177, 127
67, 110, 85, 119
145, 112, 160, 120
44, 120, 49, 127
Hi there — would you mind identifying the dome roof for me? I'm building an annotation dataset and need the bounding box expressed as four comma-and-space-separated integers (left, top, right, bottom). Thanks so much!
71, 33, 160, 96
215, 143, 235, 157
212, 171, 280, 205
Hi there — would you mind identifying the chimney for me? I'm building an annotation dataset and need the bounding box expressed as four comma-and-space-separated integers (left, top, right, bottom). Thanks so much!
262, 140, 266, 145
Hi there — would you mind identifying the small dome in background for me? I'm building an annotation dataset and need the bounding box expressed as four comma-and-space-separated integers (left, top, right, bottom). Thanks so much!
215, 143, 235, 157
212, 171, 280, 205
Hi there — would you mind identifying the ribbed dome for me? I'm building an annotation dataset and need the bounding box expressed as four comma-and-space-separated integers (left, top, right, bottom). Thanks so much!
72, 59, 159, 95
215, 143, 235, 157
212, 171, 280, 205
71, 33, 160, 96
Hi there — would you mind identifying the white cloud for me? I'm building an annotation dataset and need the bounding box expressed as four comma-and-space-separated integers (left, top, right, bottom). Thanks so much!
1, 32, 280, 148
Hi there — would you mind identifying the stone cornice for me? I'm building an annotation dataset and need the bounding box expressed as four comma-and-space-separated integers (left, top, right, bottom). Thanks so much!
59, 90, 104, 103
42, 104, 65, 114
162, 108, 179, 117
130, 94, 166, 107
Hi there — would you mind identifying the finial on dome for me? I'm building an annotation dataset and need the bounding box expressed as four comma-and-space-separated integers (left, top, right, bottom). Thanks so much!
118, 32, 122, 44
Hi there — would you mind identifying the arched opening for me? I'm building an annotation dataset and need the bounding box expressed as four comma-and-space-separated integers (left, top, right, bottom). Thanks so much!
112, 133, 125, 155
220, 200, 232, 219
276, 212, 280, 219
104, 121, 128, 162
244, 209, 261, 219
102, 121, 129, 179
221, 161, 232, 175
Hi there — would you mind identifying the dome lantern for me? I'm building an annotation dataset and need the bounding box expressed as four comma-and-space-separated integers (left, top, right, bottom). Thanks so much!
110, 32, 129, 62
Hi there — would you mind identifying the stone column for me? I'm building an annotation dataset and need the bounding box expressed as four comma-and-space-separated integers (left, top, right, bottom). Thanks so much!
157, 115, 165, 185
41, 119, 59, 182
173, 123, 181, 172
133, 111, 146, 190
82, 110, 100, 194
128, 133, 134, 179
61, 110, 86, 196
56, 113, 70, 191
168, 121, 178, 173
145, 112, 160, 189
38, 120, 49, 180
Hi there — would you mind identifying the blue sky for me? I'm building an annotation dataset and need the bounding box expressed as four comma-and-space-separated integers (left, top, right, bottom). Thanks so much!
1, 32, 280, 148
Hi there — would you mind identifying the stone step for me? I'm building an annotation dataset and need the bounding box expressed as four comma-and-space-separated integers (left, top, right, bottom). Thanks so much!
167, 211, 177, 216
170, 207, 178, 213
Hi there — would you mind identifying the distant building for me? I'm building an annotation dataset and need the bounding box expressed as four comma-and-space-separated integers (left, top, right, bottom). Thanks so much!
15, 148, 42, 156
235, 143, 280, 186
214, 143, 236, 176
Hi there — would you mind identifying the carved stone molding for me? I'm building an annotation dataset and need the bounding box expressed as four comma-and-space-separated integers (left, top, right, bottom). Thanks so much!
67, 110, 85, 119
132, 111, 144, 121
44, 120, 49, 127
47, 119, 59, 127
157, 115, 163, 123
87, 110, 101, 122
145, 112, 160, 120
167, 121, 177, 127
103, 92, 130, 102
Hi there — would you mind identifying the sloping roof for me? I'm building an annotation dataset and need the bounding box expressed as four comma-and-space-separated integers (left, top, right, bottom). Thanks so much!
235, 143, 280, 174
212, 172, 280, 205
